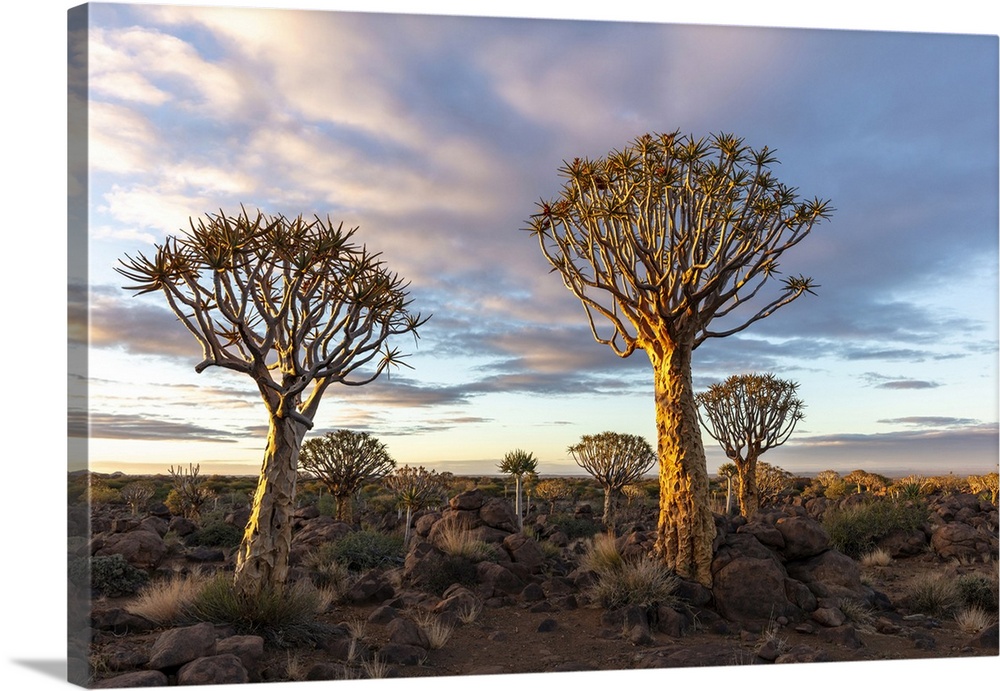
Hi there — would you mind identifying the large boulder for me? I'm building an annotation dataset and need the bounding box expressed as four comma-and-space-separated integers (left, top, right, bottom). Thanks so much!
785, 549, 868, 600
176, 654, 249, 685
148, 622, 218, 670
94, 530, 167, 570
775, 516, 831, 560
479, 498, 518, 532
930, 522, 995, 561
711, 534, 801, 623
502, 533, 546, 572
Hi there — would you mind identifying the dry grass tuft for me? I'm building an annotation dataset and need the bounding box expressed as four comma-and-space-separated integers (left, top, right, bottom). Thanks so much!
126, 573, 209, 625
361, 654, 390, 679
455, 599, 483, 625
955, 606, 996, 634
413, 612, 455, 649
859, 548, 892, 568
436, 524, 498, 562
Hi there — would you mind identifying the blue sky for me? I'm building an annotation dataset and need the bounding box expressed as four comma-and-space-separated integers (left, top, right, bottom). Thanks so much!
66, 1, 998, 479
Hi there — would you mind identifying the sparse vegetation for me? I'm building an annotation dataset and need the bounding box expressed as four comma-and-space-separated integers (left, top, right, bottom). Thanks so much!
859, 548, 893, 568
185, 521, 243, 548
955, 606, 996, 634
823, 498, 928, 559
582, 532, 679, 609
327, 529, 405, 572
413, 612, 455, 649
127, 573, 208, 624
70, 554, 148, 597
905, 572, 962, 617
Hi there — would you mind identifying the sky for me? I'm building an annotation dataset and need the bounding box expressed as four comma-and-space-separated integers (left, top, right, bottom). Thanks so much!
65, 1, 998, 480
1, 3, 998, 691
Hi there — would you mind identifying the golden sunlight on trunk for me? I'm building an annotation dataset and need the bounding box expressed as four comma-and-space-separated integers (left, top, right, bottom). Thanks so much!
651, 343, 716, 587
233, 415, 308, 596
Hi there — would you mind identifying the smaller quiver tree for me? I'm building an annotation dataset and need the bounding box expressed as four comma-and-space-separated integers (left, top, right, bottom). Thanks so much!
717, 463, 738, 516
568, 431, 656, 528
534, 478, 570, 516
120, 481, 156, 516
498, 449, 538, 531
384, 465, 444, 546
696, 373, 804, 519
299, 430, 396, 523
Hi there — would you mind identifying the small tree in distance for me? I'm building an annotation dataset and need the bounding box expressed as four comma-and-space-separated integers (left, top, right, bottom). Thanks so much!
384, 465, 444, 546
527, 131, 832, 584
696, 373, 804, 518
299, 430, 396, 523
117, 208, 427, 597
717, 463, 738, 516
498, 449, 538, 531
568, 431, 656, 527
534, 478, 570, 516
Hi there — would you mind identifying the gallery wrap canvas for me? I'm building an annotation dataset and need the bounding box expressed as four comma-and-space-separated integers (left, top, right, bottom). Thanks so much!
66, 2, 998, 689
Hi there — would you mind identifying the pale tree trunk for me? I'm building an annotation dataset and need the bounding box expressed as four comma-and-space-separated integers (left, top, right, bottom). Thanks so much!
514, 476, 523, 531
601, 486, 614, 527
736, 457, 760, 519
650, 341, 716, 587
233, 414, 309, 597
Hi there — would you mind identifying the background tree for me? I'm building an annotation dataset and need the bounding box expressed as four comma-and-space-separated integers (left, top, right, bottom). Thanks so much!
166, 463, 214, 520
299, 430, 396, 523
568, 431, 657, 527
696, 372, 805, 518
534, 478, 570, 516
717, 463, 738, 516
384, 465, 444, 546
755, 461, 794, 507
117, 208, 426, 596
497, 449, 538, 531
120, 481, 156, 516
527, 131, 831, 585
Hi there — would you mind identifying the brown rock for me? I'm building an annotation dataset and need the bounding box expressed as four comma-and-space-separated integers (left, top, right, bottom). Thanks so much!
148, 622, 217, 669
176, 654, 249, 685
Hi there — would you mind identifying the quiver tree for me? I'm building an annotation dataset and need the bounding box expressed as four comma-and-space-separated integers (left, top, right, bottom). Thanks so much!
116, 208, 427, 596
568, 431, 656, 527
534, 478, 570, 515
527, 131, 831, 585
696, 373, 805, 519
120, 481, 156, 516
383, 465, 444, 546
717, 463, 738, 516
498, 449, 538, 531
755, 462, 794, 507
299, 430, 396, 523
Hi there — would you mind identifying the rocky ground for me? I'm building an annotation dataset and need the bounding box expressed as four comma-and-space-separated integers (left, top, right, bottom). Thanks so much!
71, 487, 999, 687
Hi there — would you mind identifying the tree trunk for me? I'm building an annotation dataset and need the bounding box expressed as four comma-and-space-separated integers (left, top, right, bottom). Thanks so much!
403, 505, 413, 547
736, 457, 760, 519
650, 342, 716, 587
725, 476, 733, 516
335, 492, 353, 523
514, 476, 523, 531
233, 414, 308, 597
602, 486, 613, 527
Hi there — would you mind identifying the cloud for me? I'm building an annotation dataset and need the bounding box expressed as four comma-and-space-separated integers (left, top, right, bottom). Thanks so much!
877, 416, 979, 427
873, 380, 941, 390
72, 411, 238, 442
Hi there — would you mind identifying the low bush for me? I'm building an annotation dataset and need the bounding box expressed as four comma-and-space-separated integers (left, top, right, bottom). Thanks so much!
127, 573, 208, 625
436, 525, 500, 563
905, 572, 961, 616
421, 554, 479, 596
187, 575, 332, 646
185, 521, 242, 548
823, 498, 928, 559
328, 529, 404, 572
69, 555, 148, 597
955, 572, 999, 611
546, 514, 601, 540
301, 546, 353, 595
581, 532, 678, 609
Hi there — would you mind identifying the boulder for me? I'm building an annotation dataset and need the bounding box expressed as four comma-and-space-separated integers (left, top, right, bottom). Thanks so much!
476, 561, 525, 596
774, 516, 831, 559
785, 549, 868, 600
502, 533, 546, 571
148, 622, 217, 670
168, 516, 198, 537
215, 635, 264, 681
386, 617, 430, 649
479, 498, 518, 532
736, 521, 785, 551
176, 654, 249, 685
92, 671, 169, 688
450, 489, 485, 511
930, 522, 994, 561
95, 530, 167, 570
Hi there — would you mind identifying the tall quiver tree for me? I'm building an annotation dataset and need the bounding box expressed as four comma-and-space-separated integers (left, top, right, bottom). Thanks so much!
498, 449, 538, 531
299, 430, 396, 523
116, 208, 427, 597
527, 132, 831, 585
697, 373, 804, 519
717, 463, 738, 516
568, 431, 656, 527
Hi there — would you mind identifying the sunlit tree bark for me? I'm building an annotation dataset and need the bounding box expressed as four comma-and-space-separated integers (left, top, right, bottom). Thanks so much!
527, 132, 831, 585
117, 208, 427, 596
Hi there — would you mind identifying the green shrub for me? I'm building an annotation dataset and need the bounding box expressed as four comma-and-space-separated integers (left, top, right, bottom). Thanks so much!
185, 521, 243, 548
822, 498, 928, 559
421, 554, 479, 597
328, 530, 404, 571
187, 574, 332, 646
70, 555, 148, 597
956, 573, 999, 611
546, 514, 601, 540
905, 573, 961, 616
589, 555, 678, 609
